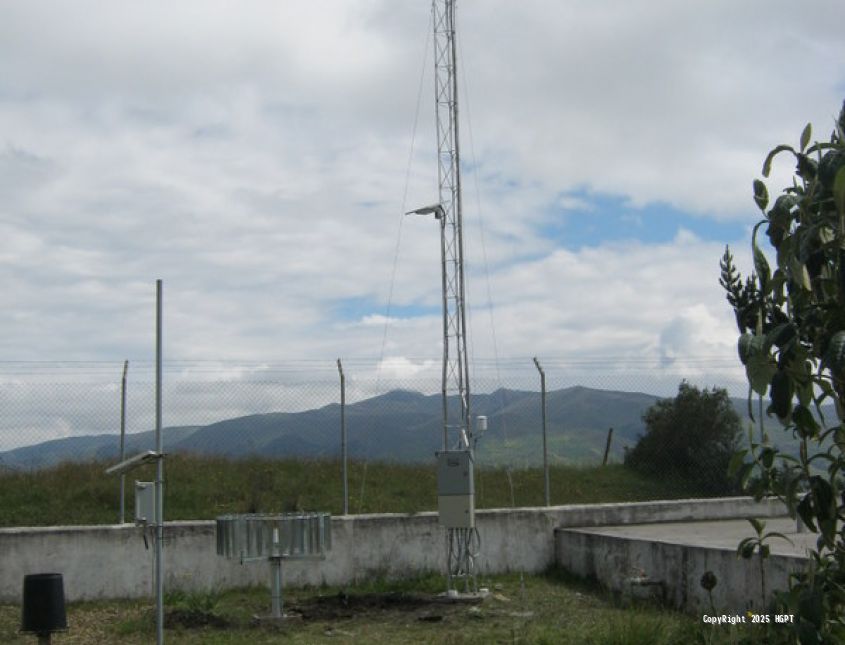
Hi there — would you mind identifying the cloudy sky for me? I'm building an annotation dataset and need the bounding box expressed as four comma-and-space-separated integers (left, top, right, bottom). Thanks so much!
2, 0, 845, 428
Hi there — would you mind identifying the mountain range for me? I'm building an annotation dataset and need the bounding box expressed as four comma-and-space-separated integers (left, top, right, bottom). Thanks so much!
0, 386, 817, 470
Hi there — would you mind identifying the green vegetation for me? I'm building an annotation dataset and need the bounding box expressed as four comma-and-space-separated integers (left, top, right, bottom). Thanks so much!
0, 455, 703, 527
624, 381, 742, 495
0, 569, 721, 644
720, 100, 845, 643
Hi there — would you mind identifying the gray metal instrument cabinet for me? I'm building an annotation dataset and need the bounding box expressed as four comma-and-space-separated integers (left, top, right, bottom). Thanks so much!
436, 450, 475, 528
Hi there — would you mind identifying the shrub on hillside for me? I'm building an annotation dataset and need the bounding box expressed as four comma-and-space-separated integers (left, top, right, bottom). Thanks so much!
624, 381, 742, 495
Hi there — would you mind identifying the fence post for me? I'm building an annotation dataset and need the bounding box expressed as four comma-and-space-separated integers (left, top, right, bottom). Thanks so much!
602, 427, 614, 466
154, 279, 164, 645
532, 357, 550, 506
337, 359, 348, 515
119, 360, 129, 524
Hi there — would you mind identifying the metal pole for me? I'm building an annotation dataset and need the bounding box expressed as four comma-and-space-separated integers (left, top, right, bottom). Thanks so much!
119, 359, 129, 524
271, 558, 283, 618
602, 428, 614, 466
155, 280, 164, 645
337, 359, 348, 516
270, 527, 283, 618
448, 0, 471, 441
438, 209, 449, 450
533, 357, 549, 506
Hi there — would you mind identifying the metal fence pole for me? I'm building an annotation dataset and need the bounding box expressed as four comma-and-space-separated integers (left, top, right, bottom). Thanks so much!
337, 358, 348, 515
602, 427, 614, 466
119, 359, 129, 524
155, 280, 164, 645
533, 357, 549, 506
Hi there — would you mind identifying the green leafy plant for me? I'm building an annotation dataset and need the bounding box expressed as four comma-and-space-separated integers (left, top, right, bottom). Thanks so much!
737, 517, 792, 610
720, 100, 845, 644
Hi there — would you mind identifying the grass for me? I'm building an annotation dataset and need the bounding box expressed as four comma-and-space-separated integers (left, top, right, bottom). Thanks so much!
0, 569, 725, 644
0, 456, 704, 527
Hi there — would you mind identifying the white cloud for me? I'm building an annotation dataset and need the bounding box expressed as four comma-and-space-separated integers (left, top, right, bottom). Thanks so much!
376, 356, 439, 379
658, 304, 737, 366
0, 1, 840, 448
457, 1, 844, 217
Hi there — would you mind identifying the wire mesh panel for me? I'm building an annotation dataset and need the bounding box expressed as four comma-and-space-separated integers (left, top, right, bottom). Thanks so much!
0, 357, 768, 511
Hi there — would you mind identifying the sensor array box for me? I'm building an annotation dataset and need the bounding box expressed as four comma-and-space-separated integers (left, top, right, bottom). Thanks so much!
135, 481, 155, 525
436, 450, 475, 528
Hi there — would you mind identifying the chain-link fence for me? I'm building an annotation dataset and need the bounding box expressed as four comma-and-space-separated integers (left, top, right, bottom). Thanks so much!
0, 357, 773, 509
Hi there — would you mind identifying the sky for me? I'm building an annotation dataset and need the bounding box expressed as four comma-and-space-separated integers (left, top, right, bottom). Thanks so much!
1, 1, 845, 448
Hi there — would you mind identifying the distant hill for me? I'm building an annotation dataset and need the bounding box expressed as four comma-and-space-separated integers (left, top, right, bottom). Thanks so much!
0, 426, 201, 471
0, 386, 825, 470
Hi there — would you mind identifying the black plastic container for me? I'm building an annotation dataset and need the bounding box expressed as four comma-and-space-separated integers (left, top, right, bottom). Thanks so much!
21, 573, 67, 635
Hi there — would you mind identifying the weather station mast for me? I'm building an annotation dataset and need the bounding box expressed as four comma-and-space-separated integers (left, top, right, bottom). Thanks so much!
408, 0, 486, 597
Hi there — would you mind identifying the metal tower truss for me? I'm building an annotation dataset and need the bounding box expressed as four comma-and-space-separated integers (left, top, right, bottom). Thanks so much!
430, 0, 482, 597
409, 0, 480, 596
432, 0, 471, 452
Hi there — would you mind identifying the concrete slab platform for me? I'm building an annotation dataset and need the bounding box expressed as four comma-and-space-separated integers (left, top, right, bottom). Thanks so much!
575, 517, 818, 558
555, 516, 816, 614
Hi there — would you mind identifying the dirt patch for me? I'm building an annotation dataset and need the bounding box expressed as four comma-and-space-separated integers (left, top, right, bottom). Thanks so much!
164, 608, 230, 629
291, 591, 465, 622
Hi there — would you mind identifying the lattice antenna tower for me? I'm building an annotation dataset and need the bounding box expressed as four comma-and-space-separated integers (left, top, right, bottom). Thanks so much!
407, 0, 483, 596
433, 0, 471, 451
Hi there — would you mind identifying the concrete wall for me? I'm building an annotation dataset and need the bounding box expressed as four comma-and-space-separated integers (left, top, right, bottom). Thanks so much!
555, 528, 807, 614
548, 496, 787, 528
0, 497, 787, 602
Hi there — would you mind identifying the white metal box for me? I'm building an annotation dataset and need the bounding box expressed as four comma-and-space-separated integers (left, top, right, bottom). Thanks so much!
135, 481, 155, 525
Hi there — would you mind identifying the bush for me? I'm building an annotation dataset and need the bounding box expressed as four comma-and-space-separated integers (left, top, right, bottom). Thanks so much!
624, 381, 741, 495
